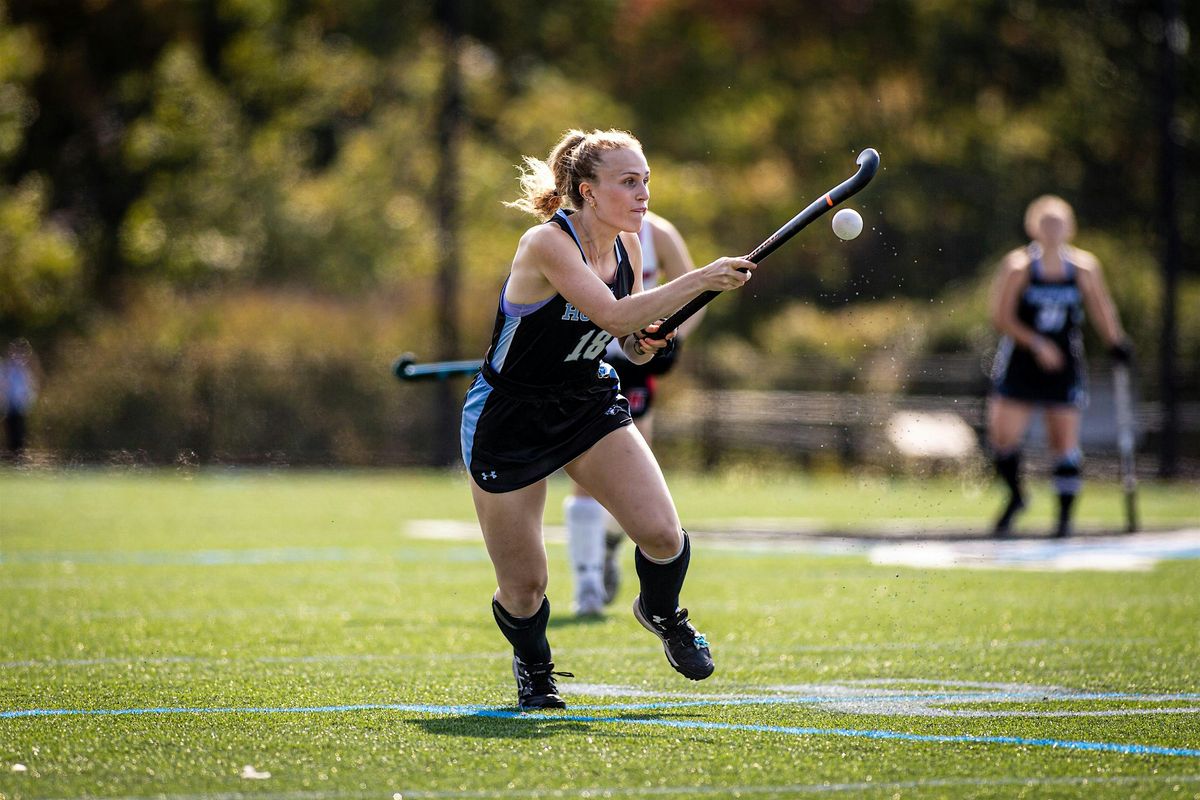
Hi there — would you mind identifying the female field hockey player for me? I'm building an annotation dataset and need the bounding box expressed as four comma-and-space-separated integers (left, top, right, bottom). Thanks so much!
460, 129, 754, 709
987, 195, 1131, 538
563, 210, 705, 617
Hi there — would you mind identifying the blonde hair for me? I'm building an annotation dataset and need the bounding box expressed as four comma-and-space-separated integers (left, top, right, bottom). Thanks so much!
506, 129, 643, 220
1024, 195, 1077, 241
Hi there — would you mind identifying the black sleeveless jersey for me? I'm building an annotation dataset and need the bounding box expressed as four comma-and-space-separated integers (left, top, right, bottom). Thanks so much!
461, 210, 636, 492
483, 210, 635, 387
991, 244, 1087, 406
1014, 245, 1084, 355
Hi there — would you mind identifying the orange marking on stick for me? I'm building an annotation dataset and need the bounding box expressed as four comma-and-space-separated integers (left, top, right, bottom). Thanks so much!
825, 194, 834, 207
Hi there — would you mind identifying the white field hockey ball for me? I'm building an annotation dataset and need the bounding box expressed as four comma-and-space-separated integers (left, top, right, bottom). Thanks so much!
832, 208, 864, 240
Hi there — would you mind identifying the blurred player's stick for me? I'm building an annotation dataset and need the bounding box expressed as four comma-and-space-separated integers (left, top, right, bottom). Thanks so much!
644, 147, 881, 339
393, 353, 482, 382
1112, 362, 1138, 532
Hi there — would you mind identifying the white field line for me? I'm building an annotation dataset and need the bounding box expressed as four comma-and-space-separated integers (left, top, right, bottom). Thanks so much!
868, 529, 1200, 572
923, 707, 1200, 717
558, 680, 1200, 720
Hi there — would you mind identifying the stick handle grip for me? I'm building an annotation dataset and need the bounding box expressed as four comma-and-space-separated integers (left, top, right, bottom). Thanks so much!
651, 290, 723, 339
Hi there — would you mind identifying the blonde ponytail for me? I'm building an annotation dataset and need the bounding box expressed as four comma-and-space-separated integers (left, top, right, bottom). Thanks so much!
505, 129, 641, 220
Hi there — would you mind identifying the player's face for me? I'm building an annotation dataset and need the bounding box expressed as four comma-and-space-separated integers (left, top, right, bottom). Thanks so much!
589, 147, 650, 233
1037, 213, 1068, 246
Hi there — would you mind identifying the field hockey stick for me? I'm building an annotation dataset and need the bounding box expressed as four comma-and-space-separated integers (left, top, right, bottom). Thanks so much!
1112, 362, 1139, 533
392, 353, 483, 382
643, 147, 881, 340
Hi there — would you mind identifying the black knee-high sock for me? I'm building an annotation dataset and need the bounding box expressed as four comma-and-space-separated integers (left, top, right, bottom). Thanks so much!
1057, 493, 1077, 527
492, 596, 552, 664
994, 450, 1022, 500
635, 533, 691, 620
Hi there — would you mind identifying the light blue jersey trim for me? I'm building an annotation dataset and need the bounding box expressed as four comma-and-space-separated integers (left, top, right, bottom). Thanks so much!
556, 211, 588, 261
490, 315, 521, 371
991, 336, 1014, 382
500, 277, 555, 318
460, 376, 493, 470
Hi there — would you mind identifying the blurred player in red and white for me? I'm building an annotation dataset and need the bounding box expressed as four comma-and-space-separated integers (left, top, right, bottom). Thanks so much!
987, 195, 1131, 537
564, 211, 704, 616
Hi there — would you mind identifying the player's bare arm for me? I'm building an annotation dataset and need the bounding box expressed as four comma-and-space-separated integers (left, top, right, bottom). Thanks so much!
516, 223, 752, 338
504, 223, 675, 365
1072, 249, 1127, 348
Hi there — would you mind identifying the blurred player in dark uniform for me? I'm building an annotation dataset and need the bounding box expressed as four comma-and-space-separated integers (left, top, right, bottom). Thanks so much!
1, 339, 41, 460
564, 211, 704, 616
988, 195, 1131, 537
460, 129, 755, 709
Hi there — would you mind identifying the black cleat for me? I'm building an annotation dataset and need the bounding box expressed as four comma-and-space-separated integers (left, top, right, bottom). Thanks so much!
633, 595, 714, 681
602, 532, 623, 605
993, 493, 1025, 537
512, 657, 571, 710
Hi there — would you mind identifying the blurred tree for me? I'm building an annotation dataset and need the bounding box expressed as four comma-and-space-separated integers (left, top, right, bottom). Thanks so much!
4, 0, 1195, 322
4, 0, 198, 309
2, 0, 1197, 464
0, 175, 84, 335
430, 0, 464, 466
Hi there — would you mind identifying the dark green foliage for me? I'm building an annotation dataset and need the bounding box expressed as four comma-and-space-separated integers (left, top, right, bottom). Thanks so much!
1, 1, 1196, 461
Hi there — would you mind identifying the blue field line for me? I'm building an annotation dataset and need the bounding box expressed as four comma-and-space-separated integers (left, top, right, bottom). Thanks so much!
4, 700, 1199, 758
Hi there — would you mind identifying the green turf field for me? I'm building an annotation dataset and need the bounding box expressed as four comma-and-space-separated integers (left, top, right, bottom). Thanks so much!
2, 470, 1198, 799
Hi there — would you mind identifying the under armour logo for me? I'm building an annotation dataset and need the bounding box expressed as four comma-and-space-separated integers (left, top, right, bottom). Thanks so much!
605, 404, 620, 416
652, 615, 667, 624
480, 471, 497, 480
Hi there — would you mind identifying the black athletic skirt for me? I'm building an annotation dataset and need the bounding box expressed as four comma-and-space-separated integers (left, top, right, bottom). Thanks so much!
992, 342, 1088, 408
460, 361, 633, 493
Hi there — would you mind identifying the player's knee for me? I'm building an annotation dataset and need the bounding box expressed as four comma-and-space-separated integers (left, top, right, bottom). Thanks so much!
499, 575, 548, 611
633, 521, 683, 561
